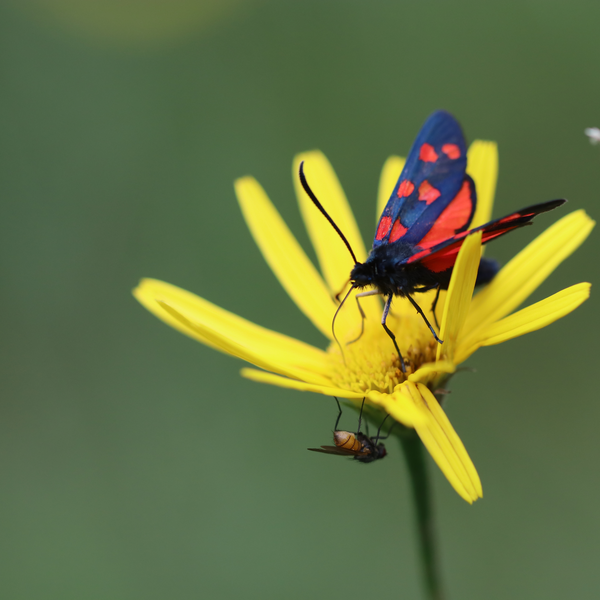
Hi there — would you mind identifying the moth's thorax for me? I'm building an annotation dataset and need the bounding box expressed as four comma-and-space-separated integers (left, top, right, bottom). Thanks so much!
350, 244, 436, 297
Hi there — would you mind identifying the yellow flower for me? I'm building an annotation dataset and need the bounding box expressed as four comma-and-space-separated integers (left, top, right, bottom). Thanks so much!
134, 143, 593, 504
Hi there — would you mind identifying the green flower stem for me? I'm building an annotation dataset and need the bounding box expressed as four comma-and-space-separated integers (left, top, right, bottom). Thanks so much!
399, 428, 446, 600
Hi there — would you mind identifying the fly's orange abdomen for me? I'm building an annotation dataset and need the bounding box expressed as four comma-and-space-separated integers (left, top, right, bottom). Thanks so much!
334, 431, 367, 453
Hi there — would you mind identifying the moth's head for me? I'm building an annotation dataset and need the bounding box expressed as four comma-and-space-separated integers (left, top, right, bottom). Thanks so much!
351, 248, 407, 283
351, 248, 413, 297
350, 261, 375, 289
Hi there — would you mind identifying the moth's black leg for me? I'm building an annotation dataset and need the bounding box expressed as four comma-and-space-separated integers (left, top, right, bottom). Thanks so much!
347, 290, 380, 345
347, 296, 366, 345
431, 286, 442, 330
382, 295, 406, 373
407, 294, 443, 344
333, 397, 343, 431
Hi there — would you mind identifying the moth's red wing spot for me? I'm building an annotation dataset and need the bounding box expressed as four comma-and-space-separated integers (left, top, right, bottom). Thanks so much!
389, 219, 408, 243
418, 180, 441, 205
397, 180, 415, 198
441, 143, 461, 159
419, 143, 439, 162
375, 216, 393, 240
417, 180, 474, 249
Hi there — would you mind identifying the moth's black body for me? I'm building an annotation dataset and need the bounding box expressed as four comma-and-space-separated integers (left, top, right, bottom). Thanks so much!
350, 247, 500, 297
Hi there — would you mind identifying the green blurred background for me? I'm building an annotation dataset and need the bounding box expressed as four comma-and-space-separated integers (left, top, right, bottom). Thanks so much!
1, 1, 598, 598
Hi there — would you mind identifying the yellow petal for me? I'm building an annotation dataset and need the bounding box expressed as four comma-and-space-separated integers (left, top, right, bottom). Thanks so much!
235, 176, 338, 339
467, 140, 498, 229
463, 210, 595, 346
293, 151, 368, 292
155, 300, 333, 386
366, 390, 426, 427
403, 382, 481, 503
408, 361, 456, 383
242, 370, 426, 427
462, 283, 590, 354
437, 232, 482, 363
416, 383, 482, 499
241, 367, 365, 398
134, 278, 329, 374
377, 155, 405, 220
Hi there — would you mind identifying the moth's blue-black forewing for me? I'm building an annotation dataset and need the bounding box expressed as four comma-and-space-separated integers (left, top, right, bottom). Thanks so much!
373, 110, 472, 252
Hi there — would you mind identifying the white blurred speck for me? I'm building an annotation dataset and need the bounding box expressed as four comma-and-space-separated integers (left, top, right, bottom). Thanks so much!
584, 127, 600, 144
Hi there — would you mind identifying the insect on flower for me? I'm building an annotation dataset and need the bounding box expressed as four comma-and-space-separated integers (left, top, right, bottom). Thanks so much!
299, 110, 566, 371
308, 398, 390, 463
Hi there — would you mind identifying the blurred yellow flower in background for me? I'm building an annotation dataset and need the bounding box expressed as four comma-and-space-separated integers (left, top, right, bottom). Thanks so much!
134, 142, 593, 503
10, 0, 258, 48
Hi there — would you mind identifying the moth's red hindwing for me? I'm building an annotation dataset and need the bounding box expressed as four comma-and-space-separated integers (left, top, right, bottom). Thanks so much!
417, 179, 474, 249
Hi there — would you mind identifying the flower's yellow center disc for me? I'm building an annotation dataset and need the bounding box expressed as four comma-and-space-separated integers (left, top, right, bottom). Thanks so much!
328, 309, 438, 395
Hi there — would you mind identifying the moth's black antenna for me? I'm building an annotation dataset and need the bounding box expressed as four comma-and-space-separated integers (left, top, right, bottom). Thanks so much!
299, 161, 358, 265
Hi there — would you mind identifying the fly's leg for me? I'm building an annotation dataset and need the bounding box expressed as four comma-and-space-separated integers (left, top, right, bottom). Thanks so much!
374, 414, 390, 444
356, 398, 366, 433
333, 397, 343, 431
378, 420, 398, 440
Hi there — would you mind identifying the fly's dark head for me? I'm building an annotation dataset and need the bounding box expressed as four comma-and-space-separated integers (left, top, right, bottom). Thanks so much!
375, 443, 387, 459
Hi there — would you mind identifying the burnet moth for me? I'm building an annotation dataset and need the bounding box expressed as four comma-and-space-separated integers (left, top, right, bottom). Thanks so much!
299, 110, 566, 371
